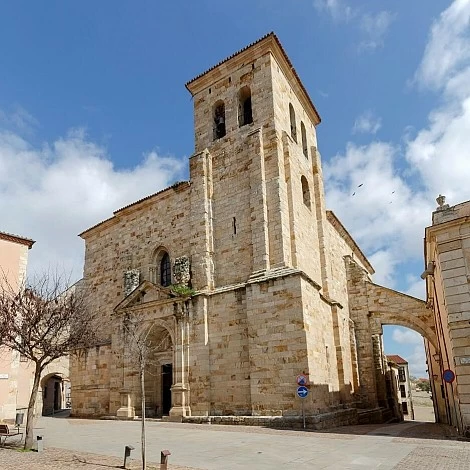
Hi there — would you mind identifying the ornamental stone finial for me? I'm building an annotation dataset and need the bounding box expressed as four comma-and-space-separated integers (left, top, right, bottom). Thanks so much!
436, 194, 449, 211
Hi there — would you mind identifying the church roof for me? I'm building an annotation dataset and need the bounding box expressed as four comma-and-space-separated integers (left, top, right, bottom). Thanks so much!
387, 355, 408, 365
326, 211, 374, 274
79, 181, 190, 238
0, 230, 35, 249
185, 32, 321, 125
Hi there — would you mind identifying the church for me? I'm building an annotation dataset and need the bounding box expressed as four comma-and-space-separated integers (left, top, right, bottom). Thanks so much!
71, 33, 434, 428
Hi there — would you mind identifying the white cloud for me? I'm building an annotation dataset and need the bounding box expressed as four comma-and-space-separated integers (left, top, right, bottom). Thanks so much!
324, 142, 432, 289
313, 1, 395, 51
404, 275, 426, 300
406, 0, 470, 204
392, 327, 422, 345
324, 0, 470, 296
414, 0, 470, 91
352, 110, 382, 134
313, 0, 354, 22
358, 11, 396, 52
0, 105, 39, 135
0, 125, 185, 282
407, 345, 427, 378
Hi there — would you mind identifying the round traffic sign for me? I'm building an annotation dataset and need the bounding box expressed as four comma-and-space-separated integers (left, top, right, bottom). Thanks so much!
296, 385, 309, 398
296, 374, 308, 386
443, 369, 455, 383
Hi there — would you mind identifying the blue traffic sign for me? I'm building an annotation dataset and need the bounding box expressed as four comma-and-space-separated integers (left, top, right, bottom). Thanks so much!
296, 386, 309, 398
443, 369, 455, 384
296, 374, 308, 386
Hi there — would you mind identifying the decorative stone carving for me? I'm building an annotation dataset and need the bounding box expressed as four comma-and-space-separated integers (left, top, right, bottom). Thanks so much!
173, 256, 190, 285
124, 269, 140, 296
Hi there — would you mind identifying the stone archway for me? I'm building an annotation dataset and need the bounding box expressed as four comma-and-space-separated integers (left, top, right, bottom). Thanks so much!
40, 372, 70, 415
365, 283, 437, 349
346, 257, 437, 414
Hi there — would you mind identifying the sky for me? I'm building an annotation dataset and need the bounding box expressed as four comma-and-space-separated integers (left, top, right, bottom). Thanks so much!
1, 0, 469, 378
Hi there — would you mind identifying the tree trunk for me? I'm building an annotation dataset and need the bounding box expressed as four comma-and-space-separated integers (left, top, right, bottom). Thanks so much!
140, 358, 146, 470
24, 362, 42, 450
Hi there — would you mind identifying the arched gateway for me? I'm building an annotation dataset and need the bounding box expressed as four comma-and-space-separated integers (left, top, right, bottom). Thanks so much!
346, 257, 437, 414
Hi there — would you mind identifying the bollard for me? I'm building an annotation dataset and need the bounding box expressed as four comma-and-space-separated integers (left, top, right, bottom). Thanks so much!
36, 435, 44, 453
15, 413, 24, 433
122, 445, 135, 469
160, 449, 171, 470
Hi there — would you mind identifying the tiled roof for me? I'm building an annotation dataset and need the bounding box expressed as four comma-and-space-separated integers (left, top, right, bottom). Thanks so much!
186, 32, 274, 87
0, 230, 35, 248
387, 354, 408, 365
79, 181, 190, 238
114, 181, 189, 214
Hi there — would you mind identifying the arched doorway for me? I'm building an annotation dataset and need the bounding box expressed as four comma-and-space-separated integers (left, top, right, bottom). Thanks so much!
383, 325, 433, 422
40, 373, 70, 415
140, 324, 174, 418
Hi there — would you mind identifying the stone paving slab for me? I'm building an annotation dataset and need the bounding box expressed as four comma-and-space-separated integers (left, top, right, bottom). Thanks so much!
0, 446, 199, 470
2, 418, 468, 470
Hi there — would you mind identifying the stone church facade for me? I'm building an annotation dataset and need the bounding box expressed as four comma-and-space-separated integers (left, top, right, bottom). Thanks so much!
71, 34, 435, 427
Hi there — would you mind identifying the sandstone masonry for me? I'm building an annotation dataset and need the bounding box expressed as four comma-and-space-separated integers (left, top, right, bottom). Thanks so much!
71, 33, 439, 429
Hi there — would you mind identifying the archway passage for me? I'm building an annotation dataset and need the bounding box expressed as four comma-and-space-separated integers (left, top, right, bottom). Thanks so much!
346, 257, 438, 421
41, 373, 70, 415
383, 326, 434, 423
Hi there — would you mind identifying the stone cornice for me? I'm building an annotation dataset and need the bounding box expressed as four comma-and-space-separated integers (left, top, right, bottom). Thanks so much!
425, 215, 470, 240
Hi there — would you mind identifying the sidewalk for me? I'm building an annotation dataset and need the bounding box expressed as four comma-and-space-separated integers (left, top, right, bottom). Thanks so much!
0, 419, 468, 469
0, 446, 198, 470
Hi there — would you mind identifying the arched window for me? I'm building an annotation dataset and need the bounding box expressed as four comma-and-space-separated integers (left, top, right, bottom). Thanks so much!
289, 103, 297, 142
301, 176, 311, 209
160, 252, 171, 287
213, 101, 226, 140
301, 122, 308, 158
238, 86, 253, 127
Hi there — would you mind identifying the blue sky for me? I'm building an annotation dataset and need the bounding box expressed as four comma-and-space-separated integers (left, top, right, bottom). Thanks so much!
1, 0, 469, 378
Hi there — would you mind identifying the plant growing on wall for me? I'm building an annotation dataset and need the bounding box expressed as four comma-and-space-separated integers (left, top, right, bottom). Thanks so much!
169, 284, 196, 298
0, 270, 99, 450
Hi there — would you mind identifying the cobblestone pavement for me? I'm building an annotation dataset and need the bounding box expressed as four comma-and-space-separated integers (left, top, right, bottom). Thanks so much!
0, 418, 468, 469
0, 446, 198, 470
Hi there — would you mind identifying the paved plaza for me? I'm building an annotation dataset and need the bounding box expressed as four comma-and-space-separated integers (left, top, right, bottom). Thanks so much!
0, 415, 469, 469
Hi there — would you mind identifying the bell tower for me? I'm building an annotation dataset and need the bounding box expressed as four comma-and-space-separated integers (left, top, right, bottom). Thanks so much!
186, 33, 325, 290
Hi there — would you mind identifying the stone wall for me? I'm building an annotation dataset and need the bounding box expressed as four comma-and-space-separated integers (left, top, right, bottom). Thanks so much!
71, 344, 112, 417
426, 203, 470, 434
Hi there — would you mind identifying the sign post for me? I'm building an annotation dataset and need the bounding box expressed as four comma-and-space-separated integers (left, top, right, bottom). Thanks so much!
296, 385, 309, 429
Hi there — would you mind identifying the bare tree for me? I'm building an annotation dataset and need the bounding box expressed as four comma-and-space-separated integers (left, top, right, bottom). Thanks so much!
121, 315, 172, 470
0, 271, 99, 450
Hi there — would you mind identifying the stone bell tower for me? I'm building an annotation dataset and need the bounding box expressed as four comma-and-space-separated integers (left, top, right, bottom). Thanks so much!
186, 33, 328, 291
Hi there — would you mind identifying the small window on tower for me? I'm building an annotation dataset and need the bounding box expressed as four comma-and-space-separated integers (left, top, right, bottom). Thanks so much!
289, 103, 297, 142
238, 86, 253, 127
301, 175, 311, 209
213, 101, 226, 140
301, 121, 308, 158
